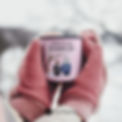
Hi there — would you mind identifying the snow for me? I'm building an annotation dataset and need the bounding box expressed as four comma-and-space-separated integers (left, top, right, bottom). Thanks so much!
0, 0, 122, 33
0, 47, 24, 94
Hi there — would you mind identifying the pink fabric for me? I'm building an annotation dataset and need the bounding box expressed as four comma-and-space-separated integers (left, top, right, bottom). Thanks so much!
10, 30, 106, 122
59, 30, 107, 121
11, 97, 45, 121
63, 100, 93, 121
10, 40, 57, 121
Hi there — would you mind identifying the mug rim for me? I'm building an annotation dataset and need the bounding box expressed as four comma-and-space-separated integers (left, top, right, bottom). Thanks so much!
40, 35, 81, 40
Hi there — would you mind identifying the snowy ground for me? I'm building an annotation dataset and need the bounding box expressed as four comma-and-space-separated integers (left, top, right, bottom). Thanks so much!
0, 0, 122, 33
0, 41, 122, 122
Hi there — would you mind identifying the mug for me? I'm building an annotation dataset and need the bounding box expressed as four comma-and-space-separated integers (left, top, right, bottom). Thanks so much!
41, 35, 82, 83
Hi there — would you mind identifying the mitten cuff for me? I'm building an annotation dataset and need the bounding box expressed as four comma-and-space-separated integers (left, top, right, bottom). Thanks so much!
11, 97, 46, 121
60, 99, 94, 121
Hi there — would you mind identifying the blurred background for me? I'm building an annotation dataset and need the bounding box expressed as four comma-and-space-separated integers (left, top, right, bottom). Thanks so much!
0, 0, 122, 122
